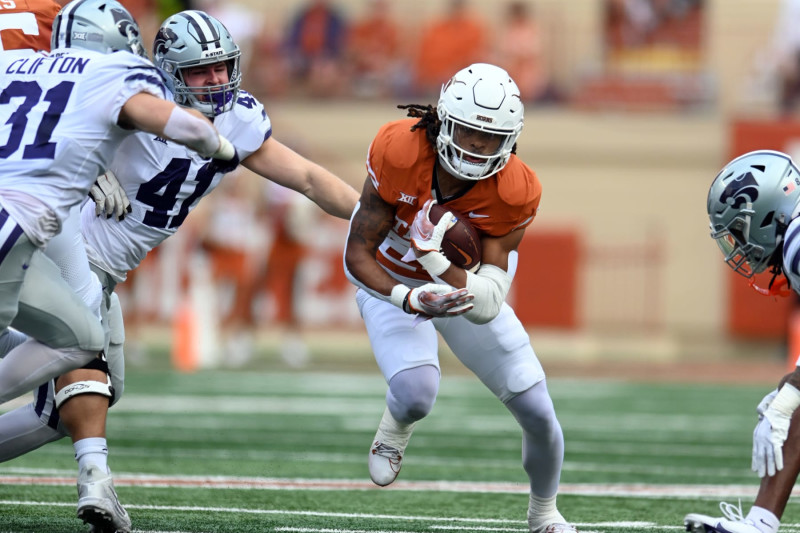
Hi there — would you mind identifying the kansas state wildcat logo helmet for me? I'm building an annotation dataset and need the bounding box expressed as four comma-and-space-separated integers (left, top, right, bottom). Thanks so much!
51, 0, 146, 57
153, 10, 241, 117
436, 63, 524, 181
708, 150, 800, 277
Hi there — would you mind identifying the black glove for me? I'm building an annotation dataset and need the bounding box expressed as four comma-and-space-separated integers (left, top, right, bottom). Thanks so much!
208, 148, 240, 175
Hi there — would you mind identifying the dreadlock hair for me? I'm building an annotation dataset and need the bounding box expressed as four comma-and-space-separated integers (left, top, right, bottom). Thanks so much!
397, 103, 519, 155
398, 104, 440, 149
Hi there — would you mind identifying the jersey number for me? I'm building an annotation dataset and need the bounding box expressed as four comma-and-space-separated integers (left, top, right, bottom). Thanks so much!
0, 12, 38, 52
135, 157, 218, 229
0, 80, 74, 159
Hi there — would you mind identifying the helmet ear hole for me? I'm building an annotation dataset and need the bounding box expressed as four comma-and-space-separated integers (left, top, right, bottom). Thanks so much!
761, 211, 775, 228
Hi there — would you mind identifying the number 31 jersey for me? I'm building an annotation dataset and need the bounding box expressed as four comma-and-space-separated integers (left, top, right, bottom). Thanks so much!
81, 90, 272, 282
0, 48, 167, 244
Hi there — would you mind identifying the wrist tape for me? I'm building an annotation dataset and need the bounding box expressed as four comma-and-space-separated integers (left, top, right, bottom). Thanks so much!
770, 384, 800, 416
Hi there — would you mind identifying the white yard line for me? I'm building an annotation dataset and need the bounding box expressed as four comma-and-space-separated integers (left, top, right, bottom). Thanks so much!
0, 471, 790, 498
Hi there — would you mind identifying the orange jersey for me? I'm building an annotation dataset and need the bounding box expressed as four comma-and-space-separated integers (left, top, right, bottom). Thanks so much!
0, 0, 61, 52
367, 118, 542, 283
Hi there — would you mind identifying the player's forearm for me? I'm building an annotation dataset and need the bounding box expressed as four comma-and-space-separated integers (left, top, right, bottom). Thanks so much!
306, 169, 359, 220
343, 244, 397, 299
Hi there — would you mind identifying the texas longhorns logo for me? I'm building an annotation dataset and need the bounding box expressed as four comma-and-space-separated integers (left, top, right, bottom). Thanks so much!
719, 171, 759, 209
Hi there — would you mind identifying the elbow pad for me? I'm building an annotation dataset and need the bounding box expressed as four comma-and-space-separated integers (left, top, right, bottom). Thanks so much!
463, 264, 511, 324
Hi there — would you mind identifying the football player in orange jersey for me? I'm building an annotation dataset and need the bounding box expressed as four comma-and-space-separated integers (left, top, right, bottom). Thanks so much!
0, 0, 64, 52
343, 63, 577, 533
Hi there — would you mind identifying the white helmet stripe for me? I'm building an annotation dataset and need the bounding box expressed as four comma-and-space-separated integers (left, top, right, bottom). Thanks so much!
180, 10, 220, 51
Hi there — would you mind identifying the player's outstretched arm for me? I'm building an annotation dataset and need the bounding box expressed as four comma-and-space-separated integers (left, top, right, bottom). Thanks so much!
117, 93, 236, 161
242, 137, 358, 220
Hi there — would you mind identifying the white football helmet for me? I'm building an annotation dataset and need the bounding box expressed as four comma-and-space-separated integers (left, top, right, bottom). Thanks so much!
708, 150, 800, 277
51, 0, 146, 57
436, 63, 524, 181
153, 10, 241, 117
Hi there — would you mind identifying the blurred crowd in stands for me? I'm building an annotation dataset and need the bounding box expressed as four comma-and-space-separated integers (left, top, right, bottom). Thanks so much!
122, 0, 565, 104
119, 0, 719, 107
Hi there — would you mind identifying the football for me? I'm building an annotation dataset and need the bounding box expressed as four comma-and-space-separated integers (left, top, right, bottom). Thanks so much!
428, 203, 482, 271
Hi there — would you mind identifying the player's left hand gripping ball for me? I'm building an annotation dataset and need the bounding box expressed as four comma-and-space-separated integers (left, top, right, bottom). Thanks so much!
408, 199, 454, 254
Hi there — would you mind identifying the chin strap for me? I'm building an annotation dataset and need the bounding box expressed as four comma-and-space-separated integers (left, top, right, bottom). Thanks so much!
749, 270, 793, 298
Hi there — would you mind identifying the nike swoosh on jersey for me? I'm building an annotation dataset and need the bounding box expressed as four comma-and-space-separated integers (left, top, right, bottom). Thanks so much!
468, 212, 489, 219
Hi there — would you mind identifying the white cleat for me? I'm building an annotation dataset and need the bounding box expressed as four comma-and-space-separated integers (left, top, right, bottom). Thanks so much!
76, 464, 131, 533
684, 514, 762, 533
529, 522, 578, 533
368, 440, 404, 486
683, 502, 774, 533
528, 502, 578, 533
367, 407, 415, 487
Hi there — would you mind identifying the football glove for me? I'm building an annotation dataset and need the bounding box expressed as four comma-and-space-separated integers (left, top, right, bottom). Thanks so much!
407, 199, 455, 254
757, 389, 779, 416
751, 384, 800, 477
752, 407, 789, 477
90, 171, 131, 221
206, 136, 240, 175
403, 283, 474, 318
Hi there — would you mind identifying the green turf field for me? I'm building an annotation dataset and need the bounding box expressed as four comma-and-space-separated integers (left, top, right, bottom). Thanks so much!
1, 366, 797, 533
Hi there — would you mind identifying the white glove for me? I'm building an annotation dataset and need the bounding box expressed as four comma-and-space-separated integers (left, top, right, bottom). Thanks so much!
90, 171, 131, 221
752, 408, 790, 477
757, 389, 779, 416
407, 199, 455, 254
751, 384, 800, 477
393, 283, 474, 318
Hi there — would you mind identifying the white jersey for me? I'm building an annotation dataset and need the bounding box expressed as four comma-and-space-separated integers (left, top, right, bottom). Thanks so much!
784, 216, 800, 291
0, 48, 167, 246
81, 90, 271, 282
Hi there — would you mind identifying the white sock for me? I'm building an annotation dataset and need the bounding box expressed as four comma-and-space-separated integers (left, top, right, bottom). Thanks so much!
375, 406, 415, 449
527, 493, 565, 524
746, 506, 780, 533
74, 437, 109, 473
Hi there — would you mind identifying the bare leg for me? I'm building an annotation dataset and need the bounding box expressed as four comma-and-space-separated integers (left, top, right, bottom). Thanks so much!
55, 369, 109, 443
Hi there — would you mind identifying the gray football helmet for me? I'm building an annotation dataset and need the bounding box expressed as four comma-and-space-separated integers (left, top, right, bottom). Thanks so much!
707, 150, 800, 277
51, 0, 146, 57
153, 10, 241, 117
436, 63, 524, 181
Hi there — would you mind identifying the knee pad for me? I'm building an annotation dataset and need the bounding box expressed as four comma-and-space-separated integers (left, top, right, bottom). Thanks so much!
55, 356, 114, 408
54, 378, 113, 409
387, 365, 439, 423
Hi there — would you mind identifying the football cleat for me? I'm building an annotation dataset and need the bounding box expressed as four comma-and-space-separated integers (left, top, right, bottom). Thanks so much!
77, 464, 131, 533
684, 502, 775, 533
368, 440, 404, 486
528, 498, 578, 533
528, 521, 578, 533
367, 407, 415, 486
